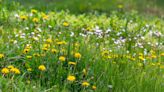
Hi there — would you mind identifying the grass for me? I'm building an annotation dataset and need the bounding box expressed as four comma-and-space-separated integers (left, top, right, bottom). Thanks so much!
0, 0, 164, 92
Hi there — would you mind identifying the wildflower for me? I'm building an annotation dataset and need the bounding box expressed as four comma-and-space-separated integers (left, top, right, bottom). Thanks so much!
51, 49, 58, 53
42, 47, 48, 51
0, 54, 4, 59
7, 65, 14, 69
74, 52, 81, 58
161, 53, 164, 56
82, 81, 90, 87
23, 49, 30, 54
46, 38, 52, 43
57, 41, 67, 45
10, 68, 21, 74
59, 56, 66, 61
68, 62, 77, 65
26, 56, 32, 59
160, 65, 164, 69
92, 85, 97, 90
43, 44, 50, 48
20, 15, 28, 20
1, 68, 9, 74
31, 9, 37, 14
38, 65, 46, 71
42, 15, 48, 20
33, 53, 40, 57
32, 18, 39, 23
63, 22, 69, 27
67, 75, 76, 82
139, 56, 145, 61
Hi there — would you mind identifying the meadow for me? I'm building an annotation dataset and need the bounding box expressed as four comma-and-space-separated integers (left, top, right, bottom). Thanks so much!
0, 0, 164, 92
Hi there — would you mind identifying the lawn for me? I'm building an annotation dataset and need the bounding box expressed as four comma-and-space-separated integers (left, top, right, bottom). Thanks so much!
0, 0, 164, 92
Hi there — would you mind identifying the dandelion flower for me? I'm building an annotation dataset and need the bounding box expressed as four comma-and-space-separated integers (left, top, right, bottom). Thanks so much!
31, 9, 37, 14
59, 56, 66, 61
74, 52, 81, 58
67, 75, 76, 82
92, 85, 97, 90
68, 62, 77, 65
0, 54, 4, 59
1, 68, 9, 74
82, 81, 90, 87
38, 65, 46, 71
63, 22, 69, 27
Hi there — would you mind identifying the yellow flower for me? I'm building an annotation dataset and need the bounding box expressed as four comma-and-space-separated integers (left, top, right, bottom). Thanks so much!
161, 53, 164, 56
82, 81, 90, 87
92, 85, 97, 90
1, 68, 9, 74
31, 9, 37, 14
68, 62, 77, 65
160, 65, 164, 69
74, 52, 81, 58
42, 15, 49, 20
67, 75, 76, 82
7, 65, 14, 69
59, 56, 66, 61
38, 65, 46, 71
46, 38, 52, 43
56, 41, 67, 45
33, 53, 40, 57
63, 22, 69, 27
23, 49, 30, 54
139, 56, 145, 61
20, 15, 28, 20
26, 56, 32, 59
0, 54, 4, 59
43, 44, 50, 48
10, 68, 21, 74
51, 49, 58, 53
32, 18, 39, 23
42, 47, 48, 51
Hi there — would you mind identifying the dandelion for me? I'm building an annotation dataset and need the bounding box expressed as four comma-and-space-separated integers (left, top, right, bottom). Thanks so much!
38, 65, 46, 71
42, 15, 48, 20
42, 47, 48, 51
67, 75, 76, 82
10, 68, 21, 74
161, 53, 164, 56
63, 22, 69, 27
59, 56, 66, 61
23, 49, 30, 54
0, 54, 4, 59
92, 85, 97, 90
46, 38, 52, 43
68, 62, 77, 65
32, 18, 39, 23
51, 49, 58, 53
20, 15, 28, 20
7, 65, 14, 69
82, 81, 90, 87
31, 9, 37, 14
1, 68, 9, 74
74, 52, 81, 58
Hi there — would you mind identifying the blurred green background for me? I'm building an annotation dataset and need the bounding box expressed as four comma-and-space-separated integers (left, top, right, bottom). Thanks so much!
3, 0, 164, 16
